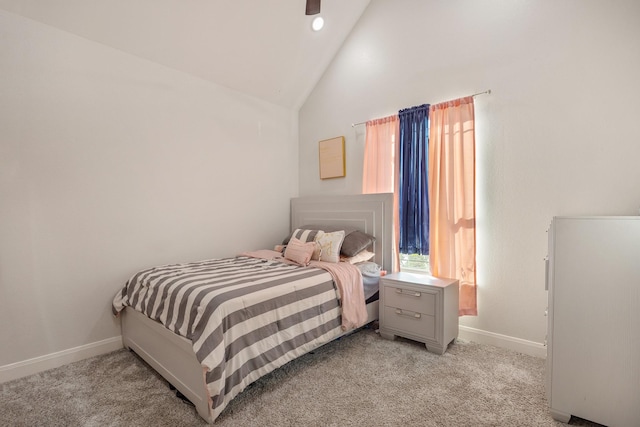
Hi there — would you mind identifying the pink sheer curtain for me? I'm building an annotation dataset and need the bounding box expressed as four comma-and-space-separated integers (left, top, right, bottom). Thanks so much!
362, 115, 400, 272
428, 97, 477, 316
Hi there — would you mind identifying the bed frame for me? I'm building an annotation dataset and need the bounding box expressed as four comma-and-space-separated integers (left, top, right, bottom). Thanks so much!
120, 193, 393, 423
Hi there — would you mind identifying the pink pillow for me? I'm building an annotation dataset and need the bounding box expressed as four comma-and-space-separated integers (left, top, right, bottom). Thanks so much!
284, 237, 317, 266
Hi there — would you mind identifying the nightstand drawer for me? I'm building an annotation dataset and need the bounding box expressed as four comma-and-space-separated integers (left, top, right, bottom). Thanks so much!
383, 306, 436, 340
384, 285, 436, 315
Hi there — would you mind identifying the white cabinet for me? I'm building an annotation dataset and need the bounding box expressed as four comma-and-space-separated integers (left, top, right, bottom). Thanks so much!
379, 272, 458, 355
546, 216, 640, 426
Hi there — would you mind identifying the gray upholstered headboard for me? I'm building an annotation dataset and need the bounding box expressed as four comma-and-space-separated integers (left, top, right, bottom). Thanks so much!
290, 193, 393, 271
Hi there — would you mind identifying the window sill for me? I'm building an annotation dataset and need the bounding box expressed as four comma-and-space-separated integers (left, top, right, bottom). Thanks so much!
399, 267, 432, 275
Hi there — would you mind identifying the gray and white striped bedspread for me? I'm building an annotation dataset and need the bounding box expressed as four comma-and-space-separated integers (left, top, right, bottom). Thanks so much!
112, 255, 344, 421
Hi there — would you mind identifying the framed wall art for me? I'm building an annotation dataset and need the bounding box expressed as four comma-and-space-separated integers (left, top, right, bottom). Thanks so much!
318, 136, 345, 179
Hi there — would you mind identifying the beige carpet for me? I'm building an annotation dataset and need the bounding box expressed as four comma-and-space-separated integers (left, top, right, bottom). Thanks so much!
0, 326, 600, 426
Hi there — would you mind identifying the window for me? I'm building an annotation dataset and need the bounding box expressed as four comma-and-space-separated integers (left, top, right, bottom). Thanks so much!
362, 96, 478, 315
399, 253, 430, 273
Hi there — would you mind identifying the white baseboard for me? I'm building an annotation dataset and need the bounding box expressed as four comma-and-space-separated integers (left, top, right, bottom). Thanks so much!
458, 325, 547, 359
0, 336, 123, 384
0, 328, 545, 384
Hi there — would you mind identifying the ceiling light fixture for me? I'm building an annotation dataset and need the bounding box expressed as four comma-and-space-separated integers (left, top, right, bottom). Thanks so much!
312, 16, 324, 31
305, 0, 321, 15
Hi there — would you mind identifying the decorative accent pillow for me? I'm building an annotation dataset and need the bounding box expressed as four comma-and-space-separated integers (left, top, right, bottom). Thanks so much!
283, 228, 325, 260
340, 250, 375, 264
317, 230, 345, 263
284, 237, 317, 266
340, 230, 376, 257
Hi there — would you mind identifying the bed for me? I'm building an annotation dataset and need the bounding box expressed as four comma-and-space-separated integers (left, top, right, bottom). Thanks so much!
113, 193, 393, 423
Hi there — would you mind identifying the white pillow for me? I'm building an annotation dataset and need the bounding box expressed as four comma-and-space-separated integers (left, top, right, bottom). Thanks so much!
340, 250, 375, 264
317, 230, 345, 263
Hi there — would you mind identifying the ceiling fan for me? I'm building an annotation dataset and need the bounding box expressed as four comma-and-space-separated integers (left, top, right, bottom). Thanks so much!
305, 0, 321, 15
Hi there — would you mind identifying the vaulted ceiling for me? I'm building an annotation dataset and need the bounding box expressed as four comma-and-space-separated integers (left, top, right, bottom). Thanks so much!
0, 0, 371, 109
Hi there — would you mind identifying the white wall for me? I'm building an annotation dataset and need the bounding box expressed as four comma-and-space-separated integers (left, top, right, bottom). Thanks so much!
0, 10, 298, 368
299, 0, 640, 352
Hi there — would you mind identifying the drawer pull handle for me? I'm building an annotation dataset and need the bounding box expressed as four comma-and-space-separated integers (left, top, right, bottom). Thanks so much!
395, 308, 421, 319
395, 289, 421, 297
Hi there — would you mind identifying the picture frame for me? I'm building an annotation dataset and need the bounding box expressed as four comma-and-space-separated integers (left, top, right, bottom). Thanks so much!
318, 136, 346, 179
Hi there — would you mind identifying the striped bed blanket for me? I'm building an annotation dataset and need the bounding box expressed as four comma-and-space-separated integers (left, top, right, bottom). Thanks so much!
112, 255, 364, 421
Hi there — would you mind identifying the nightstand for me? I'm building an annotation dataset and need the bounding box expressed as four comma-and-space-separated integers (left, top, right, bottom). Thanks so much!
379, 272, 459, 355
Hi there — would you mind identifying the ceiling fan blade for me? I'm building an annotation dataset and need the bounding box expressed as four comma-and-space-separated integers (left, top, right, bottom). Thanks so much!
305, 0, 321, 15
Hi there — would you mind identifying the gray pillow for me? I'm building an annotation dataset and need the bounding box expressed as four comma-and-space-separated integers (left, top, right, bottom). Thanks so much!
340, 230, 376, 257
